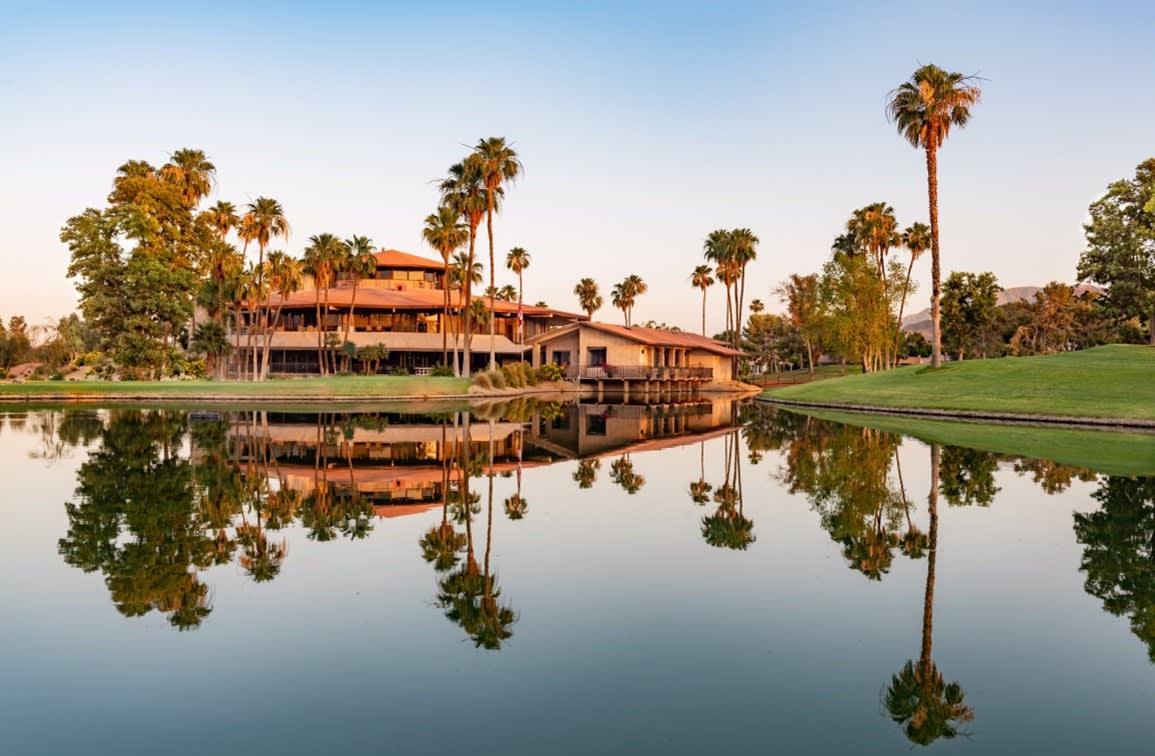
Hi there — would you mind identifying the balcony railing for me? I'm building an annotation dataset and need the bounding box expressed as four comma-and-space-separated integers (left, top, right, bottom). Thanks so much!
570, 365, 712, 381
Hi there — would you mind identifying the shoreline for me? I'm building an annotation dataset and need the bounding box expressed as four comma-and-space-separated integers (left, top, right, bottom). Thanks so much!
757, 396, 1155, 432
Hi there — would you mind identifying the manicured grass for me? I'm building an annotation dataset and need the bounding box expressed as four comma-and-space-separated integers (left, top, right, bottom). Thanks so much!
795, 408, 1155, 476
0, 375, 470, 400
766, 345, 1155, 421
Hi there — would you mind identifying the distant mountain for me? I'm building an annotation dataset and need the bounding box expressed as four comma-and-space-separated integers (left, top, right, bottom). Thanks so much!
901, 284, 1102, 334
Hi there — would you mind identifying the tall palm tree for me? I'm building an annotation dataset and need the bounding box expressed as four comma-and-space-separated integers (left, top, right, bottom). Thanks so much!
888, 65, 982, 368
728, 228, 759, 349
704, 229, 734, 336
691, 265, 714, 336
424, 206, 469, 371
473, 137, 523, 368
449, 251, 484, 365
439, 159, 488, 377
261, 251, 303, 379
505, 246, 531, 343
162, 148, 216, 207
240, 197, 290, 377
611, 276, 646, 326
895, 222, 931, 360
341, 235, 376, 371
302, 233, 342, 376
573, 278, 603, 319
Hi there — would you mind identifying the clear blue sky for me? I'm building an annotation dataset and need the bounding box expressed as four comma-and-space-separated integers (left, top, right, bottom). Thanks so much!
2, 0, 1152, 333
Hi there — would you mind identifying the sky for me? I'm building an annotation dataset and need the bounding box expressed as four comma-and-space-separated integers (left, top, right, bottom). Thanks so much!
2, 0, 1153, 335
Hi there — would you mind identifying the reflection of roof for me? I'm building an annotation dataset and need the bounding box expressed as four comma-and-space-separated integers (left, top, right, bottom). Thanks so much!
373, 249, 445, 270
526, 322, 743, 357
258, 331, 527, 354
269, 285, 586, 321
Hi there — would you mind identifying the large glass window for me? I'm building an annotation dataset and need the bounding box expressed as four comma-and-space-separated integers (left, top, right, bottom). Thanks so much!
587, 347, 607, 367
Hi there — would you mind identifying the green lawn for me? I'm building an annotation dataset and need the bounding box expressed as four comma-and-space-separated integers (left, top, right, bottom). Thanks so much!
765, 345, 1155, 421
0, 375, 470, 400
795, 408, 1155, 476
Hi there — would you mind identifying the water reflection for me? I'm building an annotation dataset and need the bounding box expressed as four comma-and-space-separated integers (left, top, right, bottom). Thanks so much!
12, 399, 1155, 749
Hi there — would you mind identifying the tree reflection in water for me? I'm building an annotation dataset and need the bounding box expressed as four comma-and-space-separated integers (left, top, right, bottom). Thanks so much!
1075, 476, 1155, 661
700, 430, 755, 550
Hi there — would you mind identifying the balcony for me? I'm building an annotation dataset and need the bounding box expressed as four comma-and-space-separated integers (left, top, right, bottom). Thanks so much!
570, 365, 713, 381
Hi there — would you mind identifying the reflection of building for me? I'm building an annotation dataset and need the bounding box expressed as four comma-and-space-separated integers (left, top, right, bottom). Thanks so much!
226, 399, 740, 519
526, 322, 743, 388
528, 399, 739, 459
240, 249, 585, 374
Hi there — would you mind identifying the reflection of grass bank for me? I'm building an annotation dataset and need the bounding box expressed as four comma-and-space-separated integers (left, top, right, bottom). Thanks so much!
794, 408, 1155, 476
0, 375, 470, 401
764, 345, 1155, 422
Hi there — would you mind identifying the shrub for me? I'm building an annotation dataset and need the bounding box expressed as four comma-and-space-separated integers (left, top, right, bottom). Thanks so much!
50, 371, 65, 381
537, 363, 565, 382
472, 372, 492, 390
489, 369, 507, 390
501, 364, 524, 388
521, 361, 539, 386
431, 363, 454, 377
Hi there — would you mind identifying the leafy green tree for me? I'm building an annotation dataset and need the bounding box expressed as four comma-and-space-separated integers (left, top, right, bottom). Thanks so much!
190, 320, 231, 378
940, 271, 1001, 360
776, 273, 821, 374
938, 446, 1001, 506
888, 65, 982, 367
1077, 158, 1155, 344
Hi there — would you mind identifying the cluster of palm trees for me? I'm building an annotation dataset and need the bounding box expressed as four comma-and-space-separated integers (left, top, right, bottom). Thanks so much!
196, 196, 377, 379
694, 228, 759, 348
567, 275, 647, 326
425, 137, 524, 377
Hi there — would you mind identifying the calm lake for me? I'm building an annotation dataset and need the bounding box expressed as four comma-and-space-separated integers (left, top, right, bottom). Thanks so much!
1, 398, 1153, 755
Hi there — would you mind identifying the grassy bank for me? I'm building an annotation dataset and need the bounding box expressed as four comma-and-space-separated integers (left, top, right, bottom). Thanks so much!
0, 375, 470, 401
765, 345, 1155, 422
794, 408, 1155, 476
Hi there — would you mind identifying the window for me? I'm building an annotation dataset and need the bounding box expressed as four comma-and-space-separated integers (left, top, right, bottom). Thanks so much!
587, 347, 607, 367
551, 350, 570, 367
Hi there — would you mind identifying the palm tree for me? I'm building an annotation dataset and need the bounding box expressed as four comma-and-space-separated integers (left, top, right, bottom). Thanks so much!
439, 159, 488, 377
573, 278, 603, 319
691, 265, 714, 336
162, 148, 216, 207
190, 320, 231, 379
749, 299, 764, 315
612, 275, 646, 326
202, 200, 239, 241
728, 228, 759, 348
895, 222, 931, 361
341, 235, 376, 372
505, 247, 531, 343
423, 206, 468, 371
888, 65, 982, 368
449, 252, 484, 363
473, 137, 524, 368
240, 197, 290, 378
303, 233, 342, 376
704, 229, 734, 336
847, 202, 901, 279
497, 284, 518, 302
261, 251, 303, 378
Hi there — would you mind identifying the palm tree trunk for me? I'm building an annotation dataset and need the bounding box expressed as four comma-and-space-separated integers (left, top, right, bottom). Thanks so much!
926, 144, 943, 368
805, 338, 814, 376
343, 278, 358, 373
464, 231, 476, 378
894, 256, 917, 365
315, 289, 324, 377
700, 289, 707, 336
441, 262, 449, 368
517, 270, 524, 344
486, 201, 496, 370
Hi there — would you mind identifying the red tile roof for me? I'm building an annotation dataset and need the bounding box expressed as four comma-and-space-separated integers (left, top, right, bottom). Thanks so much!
372, 248, 446, 270
526, 321, 744, 357
269, 285, 586, 321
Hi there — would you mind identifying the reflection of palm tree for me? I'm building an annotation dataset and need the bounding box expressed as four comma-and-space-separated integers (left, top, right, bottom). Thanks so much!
689, 441, 713, 504
884, 445, 974, 744
610, 455, 646, 494
236, 522, 288, 583
504, 494, 528, 520
700, 430, 755, 550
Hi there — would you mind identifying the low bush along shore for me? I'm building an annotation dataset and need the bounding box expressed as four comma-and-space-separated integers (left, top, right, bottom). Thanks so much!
764, 344, 1155, 422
